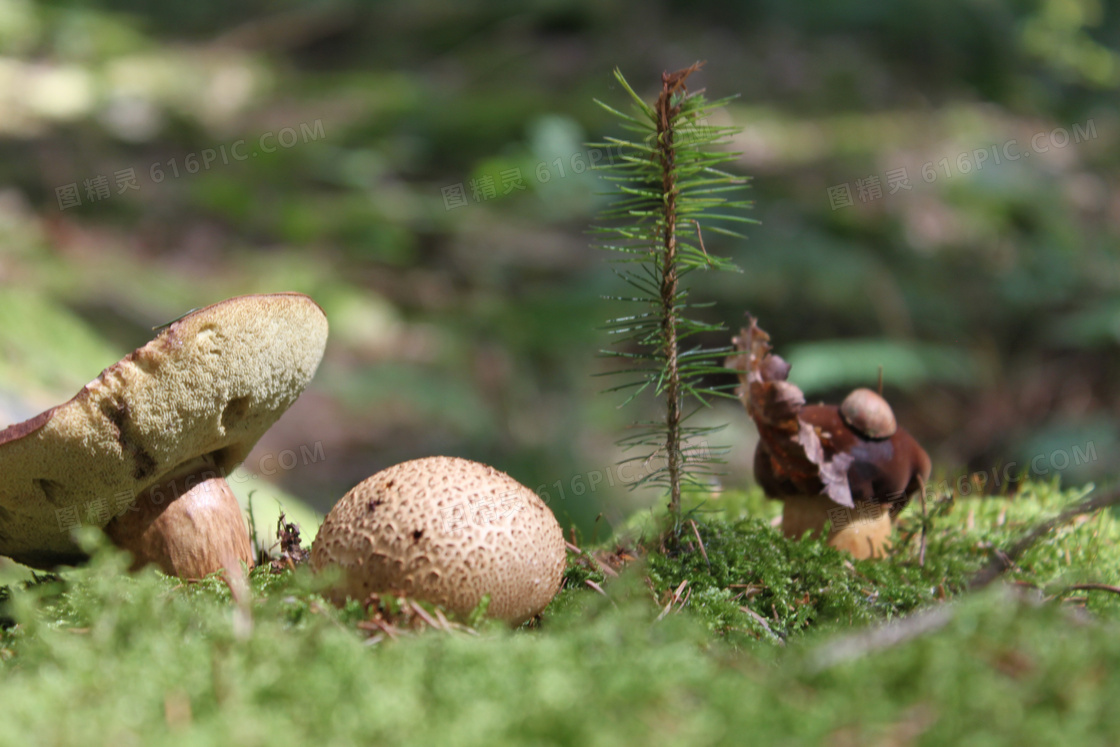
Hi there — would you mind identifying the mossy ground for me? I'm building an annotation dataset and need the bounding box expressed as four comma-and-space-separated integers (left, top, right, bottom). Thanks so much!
3, 479, 1120, 746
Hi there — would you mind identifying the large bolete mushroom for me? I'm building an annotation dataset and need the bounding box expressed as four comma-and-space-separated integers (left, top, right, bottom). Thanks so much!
0, 293, 328, 578
728, 318, 931, 559
311, 456, 567, 625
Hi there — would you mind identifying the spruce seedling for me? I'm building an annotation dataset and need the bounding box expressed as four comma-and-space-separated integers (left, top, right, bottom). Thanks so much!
591, 63, 755, 522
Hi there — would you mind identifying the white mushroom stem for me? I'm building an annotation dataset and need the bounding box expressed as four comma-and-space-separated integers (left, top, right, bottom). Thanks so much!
780, 495, 892, 560
105, 461, 253, 580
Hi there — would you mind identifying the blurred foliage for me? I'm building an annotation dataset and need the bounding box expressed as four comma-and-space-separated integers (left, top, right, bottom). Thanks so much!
0, 0, 1117, 538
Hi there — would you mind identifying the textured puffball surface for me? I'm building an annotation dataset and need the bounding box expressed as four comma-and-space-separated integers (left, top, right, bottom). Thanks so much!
0, 293, 328, 569
311, 456, 567, 625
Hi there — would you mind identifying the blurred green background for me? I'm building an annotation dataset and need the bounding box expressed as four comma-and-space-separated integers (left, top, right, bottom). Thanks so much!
0, 0, 1117, 537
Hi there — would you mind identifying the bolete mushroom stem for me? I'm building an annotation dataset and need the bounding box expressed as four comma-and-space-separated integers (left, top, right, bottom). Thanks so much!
104, 457, 252, 580
780, 495, 893, 558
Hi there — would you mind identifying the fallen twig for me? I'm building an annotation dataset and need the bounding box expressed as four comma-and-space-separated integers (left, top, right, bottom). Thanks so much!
808, 605, 955, 672
689, 519, 711, 570
656, 580, 689, 621
565, 540, 620, 577
407, 600, 445, 631
969, 487, 1120, 590
221, 562, 253, 640
917, 475, 928, 567
1058, 583, 1120, 597
585, 579, 609, 597
740, 605, 785, 646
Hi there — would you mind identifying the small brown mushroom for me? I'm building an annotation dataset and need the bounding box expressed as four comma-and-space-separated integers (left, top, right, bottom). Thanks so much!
728, 317, 931, 559
756, 404, 931, 558
311, 456, 567, 625
0, 293, 328, 579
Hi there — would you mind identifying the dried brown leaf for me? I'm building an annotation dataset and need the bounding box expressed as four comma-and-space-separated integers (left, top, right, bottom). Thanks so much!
728, 316, 855, 507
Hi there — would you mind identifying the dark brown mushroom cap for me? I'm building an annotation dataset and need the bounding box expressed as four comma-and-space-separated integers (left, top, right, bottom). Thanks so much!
0, 293, 328, 568
755, 404, 931, 514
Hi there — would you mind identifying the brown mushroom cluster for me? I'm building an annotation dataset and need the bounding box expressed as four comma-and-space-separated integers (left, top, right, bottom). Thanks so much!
311, 456, 567, 625
727, 317, 932, 559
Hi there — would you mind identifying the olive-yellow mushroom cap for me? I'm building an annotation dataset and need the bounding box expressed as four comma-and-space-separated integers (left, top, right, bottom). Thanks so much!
310, 456, 567, 625
0, 293, 328, 569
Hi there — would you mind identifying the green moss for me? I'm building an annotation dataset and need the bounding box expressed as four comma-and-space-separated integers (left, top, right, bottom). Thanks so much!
1, 480, 1119, 745
636, 479, 1120, 644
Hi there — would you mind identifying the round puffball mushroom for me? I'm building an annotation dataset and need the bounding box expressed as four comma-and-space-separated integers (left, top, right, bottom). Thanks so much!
311, 456, 567, 625
0, 293, 328, 579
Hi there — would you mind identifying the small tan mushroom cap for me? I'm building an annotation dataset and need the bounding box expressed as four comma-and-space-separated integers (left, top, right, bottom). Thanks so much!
839, 388, 897, 440
0, 293, 328, 568
311, 456, 567, 625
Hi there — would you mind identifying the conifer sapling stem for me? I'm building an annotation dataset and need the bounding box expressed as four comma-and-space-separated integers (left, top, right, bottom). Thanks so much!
592, 62, 755, 523
656, 66, 688, 515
